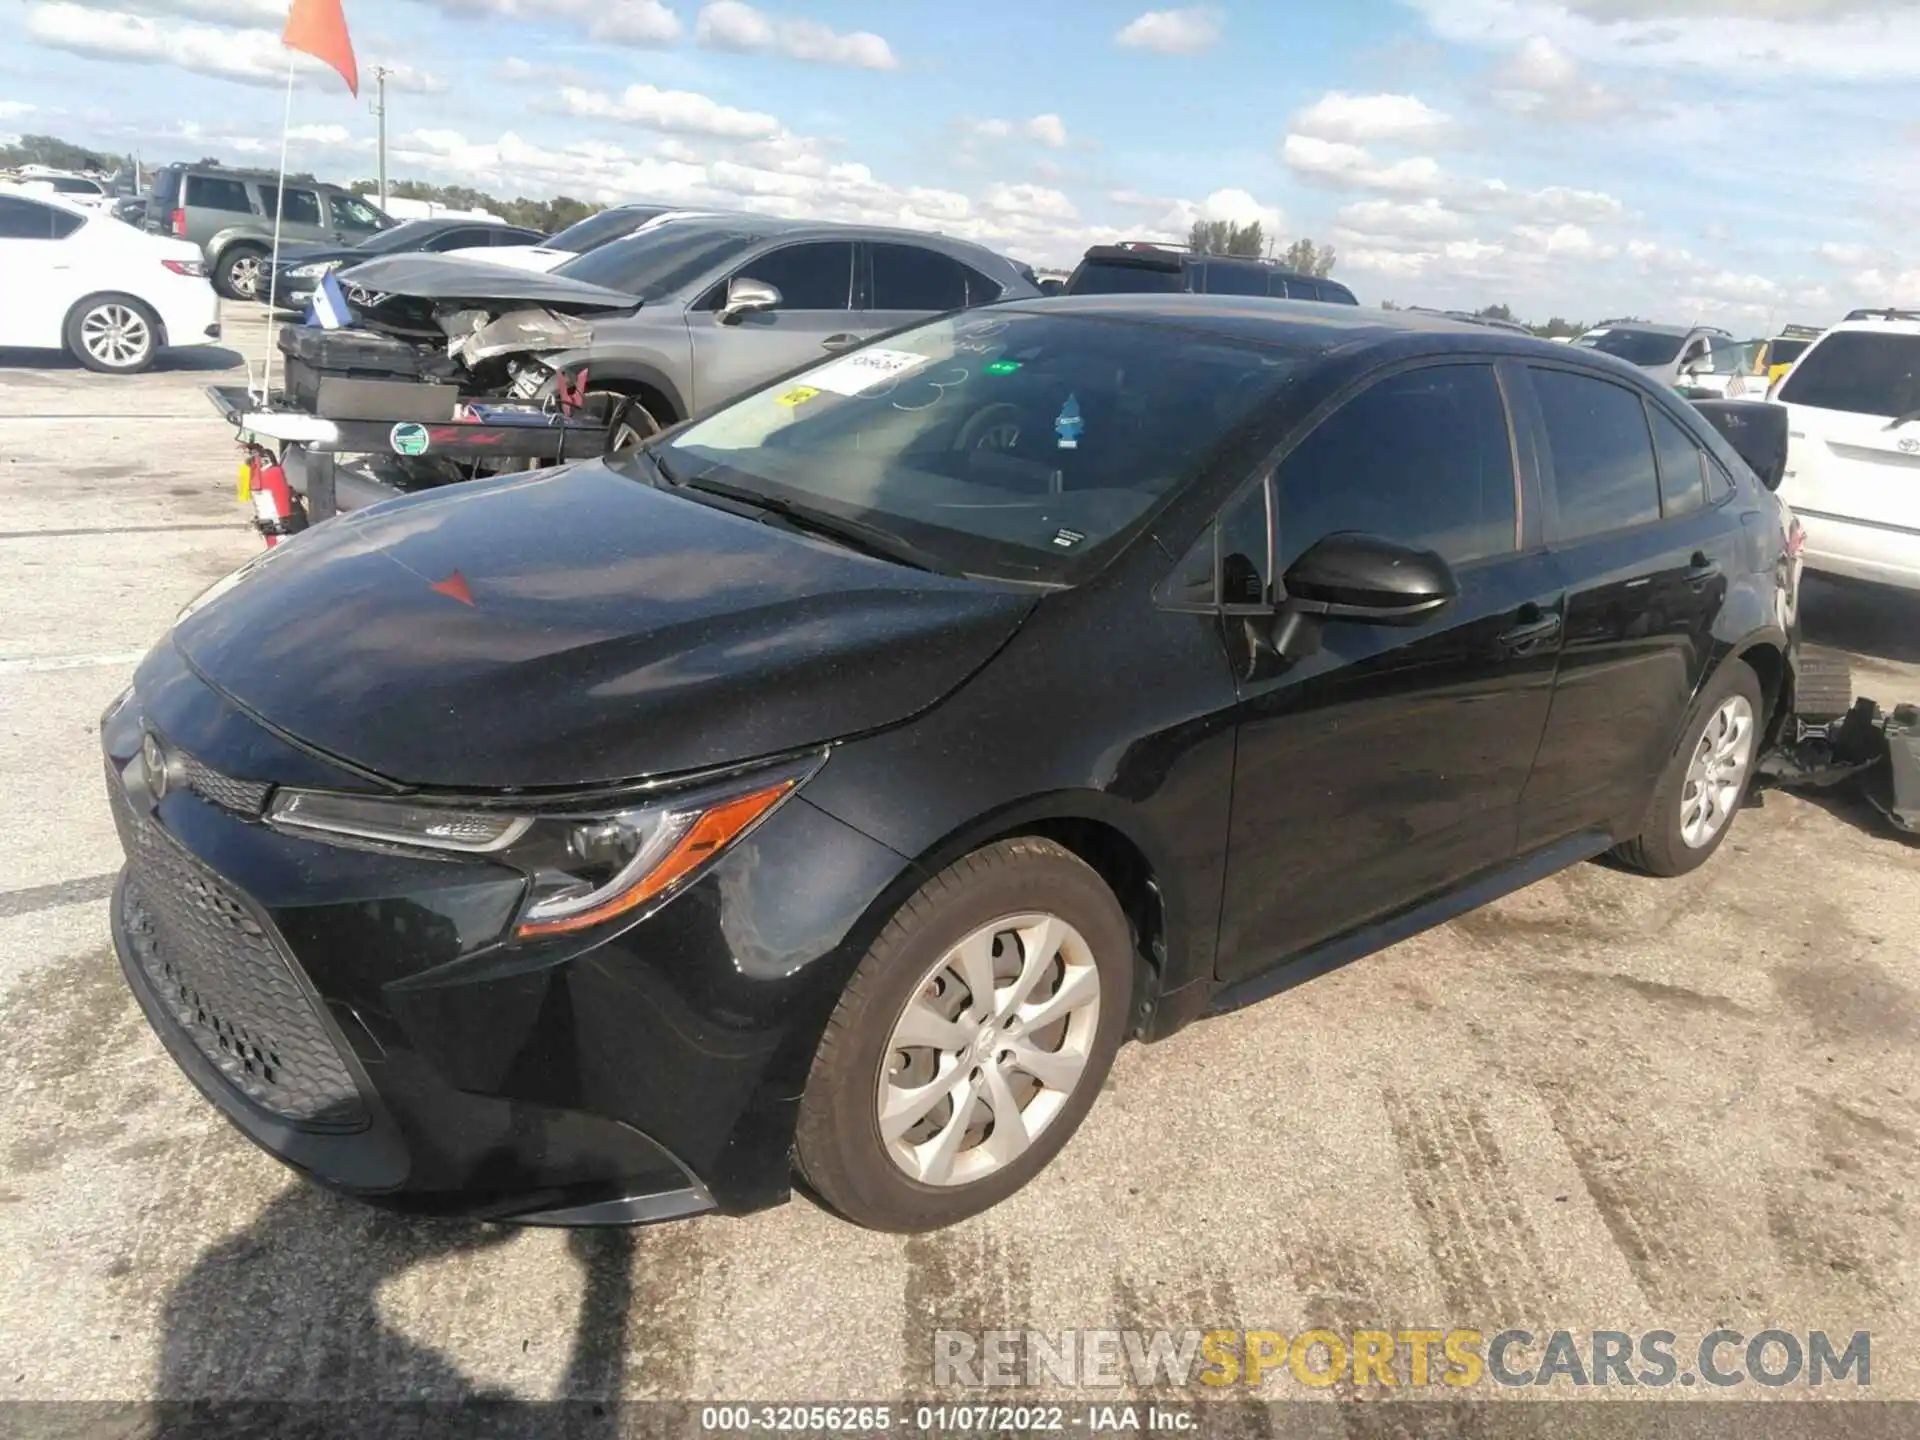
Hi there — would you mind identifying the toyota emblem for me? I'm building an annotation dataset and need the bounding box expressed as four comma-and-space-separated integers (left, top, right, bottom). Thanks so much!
142, 731, 173, 803
1899, 438, 1920, 455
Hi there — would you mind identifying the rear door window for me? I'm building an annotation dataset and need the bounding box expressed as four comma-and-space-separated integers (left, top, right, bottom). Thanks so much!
1274, 364, 1519, 568
869, 242, 970, 310
1776, 331, 1920, 418
1202, 262, 1270, 297
1530, 368, 1663, 539
186, 175, 253, 213
1067, 259, 1185, 295
1648, 406, 1707, 517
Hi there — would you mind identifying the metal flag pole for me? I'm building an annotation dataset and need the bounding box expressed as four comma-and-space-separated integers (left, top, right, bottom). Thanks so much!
258, 56, 297, 404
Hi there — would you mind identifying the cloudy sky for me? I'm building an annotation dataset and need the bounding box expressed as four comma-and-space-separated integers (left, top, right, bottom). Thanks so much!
5, 0, 1919, 326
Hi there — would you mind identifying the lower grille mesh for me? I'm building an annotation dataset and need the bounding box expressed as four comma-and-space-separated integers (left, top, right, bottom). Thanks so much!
110, 770, 365, 1129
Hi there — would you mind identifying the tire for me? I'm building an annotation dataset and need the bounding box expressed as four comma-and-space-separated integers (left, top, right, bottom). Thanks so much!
63, 294, 161, 374
592, 390, 662, 452
1613, 661, 1765, 877
216, 244, 266, 300
1794, 646, 1854, 724
794, 837, 1134, 1232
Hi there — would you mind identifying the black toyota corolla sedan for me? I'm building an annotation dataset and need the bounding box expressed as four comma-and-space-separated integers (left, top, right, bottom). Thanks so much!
104, 298, 1802, 1232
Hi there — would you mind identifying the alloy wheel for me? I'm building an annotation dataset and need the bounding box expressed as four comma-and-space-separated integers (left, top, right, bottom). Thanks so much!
877, 913, 1101, 1188
229, 254, 262, 297
1679, 694, 1755, 848
80, 304, 152, 370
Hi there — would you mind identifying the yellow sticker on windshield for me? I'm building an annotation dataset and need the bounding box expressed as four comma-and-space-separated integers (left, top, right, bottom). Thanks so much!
775, 385, 820, 407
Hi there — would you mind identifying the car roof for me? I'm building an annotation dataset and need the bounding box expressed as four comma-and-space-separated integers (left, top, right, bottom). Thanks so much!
1002, 293, 1590, 353
1823, 317, 1920, 337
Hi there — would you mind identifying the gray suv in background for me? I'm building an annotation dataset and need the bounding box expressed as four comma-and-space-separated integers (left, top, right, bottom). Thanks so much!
338, 216, 1041, 440
145, 164, 393, 298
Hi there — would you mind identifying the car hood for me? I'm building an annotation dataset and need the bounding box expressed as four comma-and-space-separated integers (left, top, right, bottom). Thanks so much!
448, 245, 571, 273
334, 253, 637, 313
169, 460, 1035, 790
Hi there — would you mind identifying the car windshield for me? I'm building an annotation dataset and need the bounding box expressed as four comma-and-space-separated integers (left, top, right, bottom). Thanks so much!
557, 228, 762, 298
355, 220, 452, 254
1777, 331, 1920, 417
543, 207, 667, 254
1769, 338, 1811, 366
1069, 260, 1185, 295
1574, 328, 1687, 366
654, 310, 1302, 583
1709, 341, 1764, 375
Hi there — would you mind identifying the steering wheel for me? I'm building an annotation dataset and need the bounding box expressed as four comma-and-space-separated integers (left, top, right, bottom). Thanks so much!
954, 403, 1025, 453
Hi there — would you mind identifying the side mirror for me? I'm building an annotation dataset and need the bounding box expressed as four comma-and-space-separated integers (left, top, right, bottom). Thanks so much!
1282, 532, 1459, 626
1690, 399, 1789, 492
1683, 359, 1708, 378
719, 277, 780, 324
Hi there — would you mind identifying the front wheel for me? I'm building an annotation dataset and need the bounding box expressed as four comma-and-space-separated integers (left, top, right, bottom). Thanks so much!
794, 838, 1134, 1231
65, 294, 160, 374
1613, 661, 1764, 876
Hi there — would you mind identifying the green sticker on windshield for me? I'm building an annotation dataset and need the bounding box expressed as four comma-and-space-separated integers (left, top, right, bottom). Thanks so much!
983, 359, 1022, 376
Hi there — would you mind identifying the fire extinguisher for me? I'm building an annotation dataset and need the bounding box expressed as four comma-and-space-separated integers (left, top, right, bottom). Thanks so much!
238, 444, 308, 548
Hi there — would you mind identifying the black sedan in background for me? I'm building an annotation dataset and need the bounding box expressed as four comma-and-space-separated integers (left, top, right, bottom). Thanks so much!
104, 299, 1801, 1232
265, 216, 546, 310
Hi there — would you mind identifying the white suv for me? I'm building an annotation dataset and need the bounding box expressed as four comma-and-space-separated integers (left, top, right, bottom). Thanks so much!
1772, 313, 1920, 591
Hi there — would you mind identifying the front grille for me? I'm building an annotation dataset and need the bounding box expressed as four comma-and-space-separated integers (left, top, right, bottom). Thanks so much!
180, 752, 271, 817
109, 769, 365, 1130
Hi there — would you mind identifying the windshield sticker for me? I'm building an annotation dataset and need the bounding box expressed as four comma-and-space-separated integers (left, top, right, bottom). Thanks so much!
1051, 528, 1086, 549
774, 385, 820, 407
983, 359, 1023, 376
1055, 394, 1084, 450
808, 347, 931, 397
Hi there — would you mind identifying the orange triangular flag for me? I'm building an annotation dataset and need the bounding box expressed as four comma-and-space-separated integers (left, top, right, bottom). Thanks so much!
284, 0, 358, 96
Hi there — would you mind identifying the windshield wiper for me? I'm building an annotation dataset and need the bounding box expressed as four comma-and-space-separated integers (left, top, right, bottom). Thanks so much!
1883, 409, 1920, 431
678, 473, 961, 576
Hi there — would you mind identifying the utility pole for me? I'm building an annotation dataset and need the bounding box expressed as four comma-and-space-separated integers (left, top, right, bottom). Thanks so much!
372, 66, 390, 208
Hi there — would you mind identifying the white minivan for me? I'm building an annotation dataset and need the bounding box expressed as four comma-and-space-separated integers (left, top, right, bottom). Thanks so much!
1772, 312, 1920, 591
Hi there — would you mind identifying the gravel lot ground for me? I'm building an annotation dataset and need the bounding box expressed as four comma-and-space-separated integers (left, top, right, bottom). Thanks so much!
2, 307, 1917, 1424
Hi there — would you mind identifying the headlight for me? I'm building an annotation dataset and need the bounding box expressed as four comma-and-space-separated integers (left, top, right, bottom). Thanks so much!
266, 755, 821, 938
289, 260, 344, 278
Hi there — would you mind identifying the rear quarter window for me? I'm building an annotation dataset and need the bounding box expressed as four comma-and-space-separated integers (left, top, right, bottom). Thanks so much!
1776, 331, 1920, 418
185, 175, 254, 213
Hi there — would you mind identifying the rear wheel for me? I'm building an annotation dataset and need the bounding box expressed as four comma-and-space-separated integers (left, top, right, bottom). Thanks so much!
1614, 661, 1764, 876
590, 389, 663, 452
216, 245, 266, 300
795, 838, 1134, 1231
64, 294, 160, 374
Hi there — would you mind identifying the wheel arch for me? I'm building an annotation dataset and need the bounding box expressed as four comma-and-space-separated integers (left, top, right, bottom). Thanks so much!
552, 356, 688, 426
62, 290, 167, 353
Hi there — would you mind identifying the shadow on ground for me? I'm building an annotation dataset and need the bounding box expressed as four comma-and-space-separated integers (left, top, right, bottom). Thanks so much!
152, 1185, 637, 1435
0, 345, 245, 374
1801, 575, 1920, 667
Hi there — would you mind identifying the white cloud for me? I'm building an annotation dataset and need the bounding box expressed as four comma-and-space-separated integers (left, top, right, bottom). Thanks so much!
24, 1, 445, 89
1817, 241, 1873, 265
694, 2, 897, 68
1512, 222, 1618, 260
1114, 6, 1223, 53
964, 118, 1014, 139
1489, 36, 1631, 121
557, 83, 782, 139
1281, 134, 1447, 194
984, 183, 1078, 220
1337, 196, 1473, 239
1292, 92, 1451, 144
1514, 185, 1624, 224
1411, 0, 1920, 78
1026, 113, 1069, 148
423, 0, 683, 46
0, 101, 34, 120
119, 0, 281, 20
286, 123, 352, 145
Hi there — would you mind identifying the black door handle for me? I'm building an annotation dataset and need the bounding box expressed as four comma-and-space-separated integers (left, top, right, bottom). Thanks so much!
1497, 613, 1562, 652
821, 333, 861, 351
1685, 551, 1722, 587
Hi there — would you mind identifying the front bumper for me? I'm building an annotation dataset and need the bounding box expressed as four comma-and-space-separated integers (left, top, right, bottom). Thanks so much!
101, 645, 909, 1223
